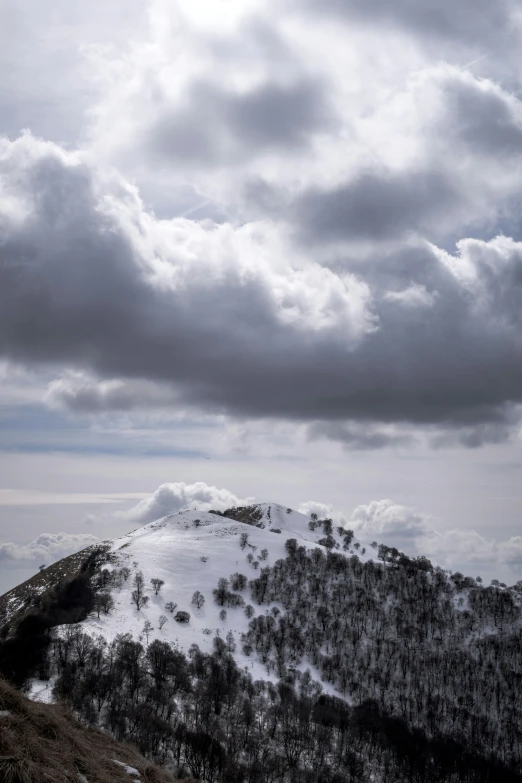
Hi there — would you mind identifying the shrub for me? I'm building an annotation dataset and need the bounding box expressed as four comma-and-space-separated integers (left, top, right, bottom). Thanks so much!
318, 536, 336, 549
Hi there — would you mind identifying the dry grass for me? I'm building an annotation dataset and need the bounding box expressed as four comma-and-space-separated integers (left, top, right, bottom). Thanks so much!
0, 678, 195, 783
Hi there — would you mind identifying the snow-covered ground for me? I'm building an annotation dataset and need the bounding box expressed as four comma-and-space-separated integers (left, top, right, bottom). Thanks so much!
26, 678, 56, 704
76, 503, 373, 686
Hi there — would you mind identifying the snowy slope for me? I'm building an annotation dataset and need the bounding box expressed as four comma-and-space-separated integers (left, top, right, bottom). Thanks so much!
76, 504, 373, 685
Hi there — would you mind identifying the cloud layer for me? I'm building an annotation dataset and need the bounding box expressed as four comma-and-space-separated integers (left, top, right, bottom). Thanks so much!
1, 133, 522, 448
1, 1, 522, 449
0, 532, 98, 567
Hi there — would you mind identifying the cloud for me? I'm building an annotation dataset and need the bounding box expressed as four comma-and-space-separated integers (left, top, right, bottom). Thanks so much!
45, 372, 181, 413
120, 481, 252, 526
2, 6, 522, 451
350, 498, 522, 578
0, 532, 98, 567
295, 0, 514, 50
350, 499, 437, 541
298, 500, 347, 525
308, 422, 417, 451
293, 167, 459, 244
0, 0, 146, 145
148, 77, 335, 166
1, 133, 522, 448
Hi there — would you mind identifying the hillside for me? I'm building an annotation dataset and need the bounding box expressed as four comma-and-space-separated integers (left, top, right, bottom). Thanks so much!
0, 543, 108, 629
70, 503, 368, 683
0, 675, 189, 783
1, 502, 522, 782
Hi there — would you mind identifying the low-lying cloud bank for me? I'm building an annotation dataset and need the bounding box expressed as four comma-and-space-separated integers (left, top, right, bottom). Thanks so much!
349, 499, 522, 579
0, 532, 98, 568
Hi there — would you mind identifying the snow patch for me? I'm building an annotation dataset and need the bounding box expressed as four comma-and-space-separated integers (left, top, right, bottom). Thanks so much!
112, 759, 141, 778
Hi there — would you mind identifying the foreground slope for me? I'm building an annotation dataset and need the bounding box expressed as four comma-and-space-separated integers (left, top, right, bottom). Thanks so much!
0, 676, 189, 783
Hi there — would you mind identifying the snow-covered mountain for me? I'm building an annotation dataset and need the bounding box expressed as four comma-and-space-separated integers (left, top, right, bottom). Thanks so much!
2, 501, 522, 782
79, 503, 370, 684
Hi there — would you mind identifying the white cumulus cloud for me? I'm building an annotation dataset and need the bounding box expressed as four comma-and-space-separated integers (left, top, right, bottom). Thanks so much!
350, 498, 522, 581
298, 500, 347, 525
120, 481, 253, 526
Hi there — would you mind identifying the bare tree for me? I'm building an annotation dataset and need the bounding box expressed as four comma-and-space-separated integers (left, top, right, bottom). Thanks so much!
158, 614, 168, 629
101, 593, 114, 614
213, 578, 230, 606
150, 578, 165, 595
132, 571, 149, 610
94, 592, 115, 618
142, 619, 154, 643
191, 590, 205, 609
230, 572, 248, 591
165, 601, 177, 613
132, 591, 149, 611
226, 630, 236, 652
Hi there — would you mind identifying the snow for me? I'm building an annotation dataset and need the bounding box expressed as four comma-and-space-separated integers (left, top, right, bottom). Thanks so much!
0, 710, 10, 717
71, 503, 373, 686
26, 678, 55, 703
112, 759, 140, 778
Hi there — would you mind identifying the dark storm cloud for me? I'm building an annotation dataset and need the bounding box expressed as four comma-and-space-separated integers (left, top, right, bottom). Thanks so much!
293, 168, 459, 244
308, 422, 417, 450
2, 134, 522, 446
148, 78, 334, 165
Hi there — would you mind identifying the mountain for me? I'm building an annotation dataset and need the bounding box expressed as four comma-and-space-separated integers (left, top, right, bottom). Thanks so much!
1, 502, 522, 783
67, 503, 369, 683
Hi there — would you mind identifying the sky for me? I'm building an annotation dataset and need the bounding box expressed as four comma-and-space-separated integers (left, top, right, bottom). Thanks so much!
1, 0, 522, 594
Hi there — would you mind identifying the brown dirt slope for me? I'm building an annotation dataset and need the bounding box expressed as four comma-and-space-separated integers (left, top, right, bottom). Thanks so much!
0, 677, 193, 783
